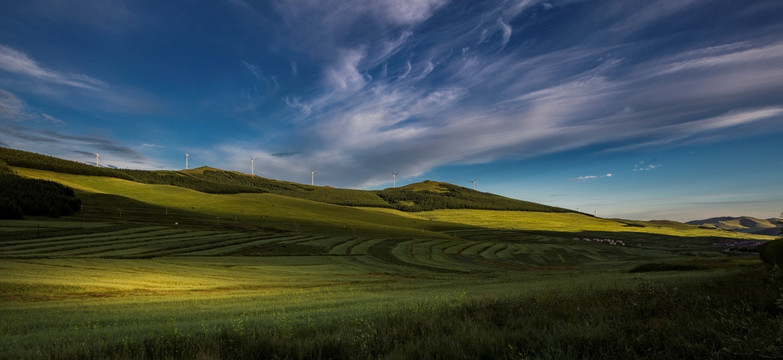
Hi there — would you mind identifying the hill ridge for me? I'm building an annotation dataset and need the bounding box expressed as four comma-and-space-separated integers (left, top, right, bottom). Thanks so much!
0, 147, 568, 213
687, 216, 781, 235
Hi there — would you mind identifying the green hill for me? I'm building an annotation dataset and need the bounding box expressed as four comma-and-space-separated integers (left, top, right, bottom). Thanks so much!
687, 216, 781, 235
3, 147, 774, 242
0, 147, 564, 212
377, 180, 568, 212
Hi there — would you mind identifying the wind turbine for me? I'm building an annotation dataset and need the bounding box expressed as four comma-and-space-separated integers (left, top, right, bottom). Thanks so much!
185, 153, 189, 170
250, 156, 256, 176
469, 178, 477, 190
392, 171, 398, 188
311, 169, 316, 186
95, 153, 100, 167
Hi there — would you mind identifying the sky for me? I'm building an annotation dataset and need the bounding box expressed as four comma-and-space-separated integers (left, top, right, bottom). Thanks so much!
1, 0, 782, 222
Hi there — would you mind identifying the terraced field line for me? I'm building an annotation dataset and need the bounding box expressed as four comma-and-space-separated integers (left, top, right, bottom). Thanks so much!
460, 242, 494, 256
6, 230, 221, 257
1, 229, 205, 255
283, 235, 333, 247
275, 234, 325, 244
78, 232, 266, 257
425, 240, 482, 272
442, 241, 476, 255
121, 233, 285, 257
393, 239, 467, 273
165, 233, 284, 256
297, 236, 347, 249
184, 233, 308, 256
0, 226, 171, 249
348, 237, 387, 255
327, 238, 361, 255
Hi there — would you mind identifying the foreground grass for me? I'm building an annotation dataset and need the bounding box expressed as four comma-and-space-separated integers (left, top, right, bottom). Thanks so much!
3, 267, 779, 359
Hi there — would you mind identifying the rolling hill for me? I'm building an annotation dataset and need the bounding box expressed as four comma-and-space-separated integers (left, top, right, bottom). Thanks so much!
687, 216, 782, 236
1, 148, 779, 360
1, 147, 774, 242
0, 147, 565, 213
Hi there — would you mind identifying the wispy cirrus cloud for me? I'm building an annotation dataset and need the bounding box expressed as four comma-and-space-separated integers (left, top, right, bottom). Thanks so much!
0, 45, 106, 91
325, 48, 368, 92
221, 0, 783, 187
0, 89, 26, 121
0, 87, 151, 168
497, 17, 512, 48
0, 123, 147, 166
0, 44, 164, 116
633, 161, 660, 172
0, 89, 64, 124
577, 173, 613, 181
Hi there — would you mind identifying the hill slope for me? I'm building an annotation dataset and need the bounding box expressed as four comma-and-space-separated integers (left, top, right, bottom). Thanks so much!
0, 147, 564, 212
12, 167, 467, 238
687, 216, 781, 235
377, 180, 568, 212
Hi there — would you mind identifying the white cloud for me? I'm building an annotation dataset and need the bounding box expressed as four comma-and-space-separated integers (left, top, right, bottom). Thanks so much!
0, 89, 64, 125
0, 89, 26, 120
227, 0, 783, 189
0, 123, 148, 167
414, 60, 435, 80
497, 17, 512, 48
654, 42, 783, 76
325, 48, 367, 91
0, 45, 106, 91
40, 112, 65, 125
398, 61, 412, 80
608, 0, 703, 35
242, 61, 264, 80
577, 173, 613, 181
377, 0, 448, 25
633, 161, 660, 172
684, 107, 783, 132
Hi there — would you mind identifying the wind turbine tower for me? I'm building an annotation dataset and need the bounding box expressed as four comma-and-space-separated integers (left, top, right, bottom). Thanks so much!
311, 169, 315, 186
392, 171, 398, 188
95, 153, 100, 167
250, 156, 256, 176
185, 153, 189, 170
470, 178, 477, 190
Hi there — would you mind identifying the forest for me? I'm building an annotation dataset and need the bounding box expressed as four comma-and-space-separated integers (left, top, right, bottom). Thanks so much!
0, 159, 81, 219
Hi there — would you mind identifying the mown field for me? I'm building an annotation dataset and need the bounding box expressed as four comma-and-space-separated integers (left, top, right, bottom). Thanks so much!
1, 166, 781, 359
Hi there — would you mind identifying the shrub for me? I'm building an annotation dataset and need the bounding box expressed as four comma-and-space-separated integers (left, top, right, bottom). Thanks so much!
760, 239, 783, 267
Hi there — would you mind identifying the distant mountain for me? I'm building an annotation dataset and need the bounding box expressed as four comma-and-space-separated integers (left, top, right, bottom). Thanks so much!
687, 216, 781, 236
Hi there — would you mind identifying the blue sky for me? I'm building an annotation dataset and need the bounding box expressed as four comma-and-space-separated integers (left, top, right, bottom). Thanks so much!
1, 0, 782, 221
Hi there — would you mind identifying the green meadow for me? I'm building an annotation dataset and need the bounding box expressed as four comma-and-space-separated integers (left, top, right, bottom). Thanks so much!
1, 163, 780, 359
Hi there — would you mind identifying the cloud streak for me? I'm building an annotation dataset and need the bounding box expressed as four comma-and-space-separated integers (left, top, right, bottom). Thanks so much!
0, 45, 106, 90
633, 161, 660, 172
577, 173, 613, 181
215, 0, 783, 188
0, 123, 147, 165
4, 0, 782, 195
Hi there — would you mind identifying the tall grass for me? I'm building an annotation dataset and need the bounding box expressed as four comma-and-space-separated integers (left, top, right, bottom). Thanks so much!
22, 267, 780, 360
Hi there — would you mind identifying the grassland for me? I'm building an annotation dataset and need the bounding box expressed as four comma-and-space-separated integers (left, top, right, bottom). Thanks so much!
1, 164, 780, 359
0, 147, 566, 212
12, 168, 462, 238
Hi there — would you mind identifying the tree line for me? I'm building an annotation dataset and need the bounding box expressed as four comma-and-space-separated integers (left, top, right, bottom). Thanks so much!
0, 159, 81, 219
